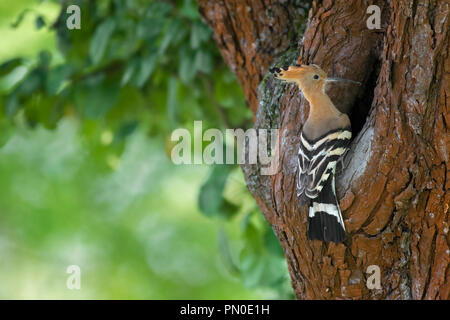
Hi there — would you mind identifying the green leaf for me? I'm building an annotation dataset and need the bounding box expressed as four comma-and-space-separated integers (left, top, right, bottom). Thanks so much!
121, 60, 137, 87
166, 76, 178, 126
11, 9, 31, 28
137, 18, 164, 39
18, 69, 43, 95
218, 228, 240, 276
115, 120, 139, 141
24, 94, 63, 129
0, 58, 24, 77
45, 65, 74, 96
38, 51, 52, 68
194, 50, 213, 74
158, 20, 182, 55
89, 19, 116, 65
135, 54, 158, 87
219, 199, 239, 217
198, 165, 234, 217
190, 22, 211, 49
240, 213, 252, 232
180, 0, 199, 19
5, 93, 19, 118
73, 77, 120, 118
179, 51, 196, 84
240, 222, 263, 279
35, 16, 46, 30
146, 1, 173, 18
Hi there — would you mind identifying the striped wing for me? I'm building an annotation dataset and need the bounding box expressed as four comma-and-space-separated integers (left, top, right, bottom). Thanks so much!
297, 127, 351, 201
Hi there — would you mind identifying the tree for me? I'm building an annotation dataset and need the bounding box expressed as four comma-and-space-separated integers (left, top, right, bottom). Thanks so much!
199, 0, 449, 299
0, 0, 292, 298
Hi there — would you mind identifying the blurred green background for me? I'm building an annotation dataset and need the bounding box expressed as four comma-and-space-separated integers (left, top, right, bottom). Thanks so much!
0, 0, 293, 299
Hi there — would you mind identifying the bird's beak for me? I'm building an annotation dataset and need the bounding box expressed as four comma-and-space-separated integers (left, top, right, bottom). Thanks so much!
326, 77, 361, 85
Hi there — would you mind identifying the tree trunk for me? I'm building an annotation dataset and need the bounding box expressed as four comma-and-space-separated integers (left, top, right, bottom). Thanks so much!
199, 0, 449, 300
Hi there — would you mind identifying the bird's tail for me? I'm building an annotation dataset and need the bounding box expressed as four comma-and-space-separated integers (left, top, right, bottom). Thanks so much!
307, 174, 346, 243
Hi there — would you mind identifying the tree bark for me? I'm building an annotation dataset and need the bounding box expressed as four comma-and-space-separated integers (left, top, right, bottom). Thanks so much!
199, 0, 449, 300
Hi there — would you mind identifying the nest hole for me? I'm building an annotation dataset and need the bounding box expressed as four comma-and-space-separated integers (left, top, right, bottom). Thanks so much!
348, 58, 382, 138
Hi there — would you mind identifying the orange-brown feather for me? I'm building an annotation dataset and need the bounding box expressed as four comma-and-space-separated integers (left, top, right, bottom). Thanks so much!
271, 64, 349, 139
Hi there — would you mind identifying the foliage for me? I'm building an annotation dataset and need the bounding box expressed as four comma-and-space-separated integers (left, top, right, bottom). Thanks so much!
0, 120, 268, 299
0, 0, 292, 298
1, 0, 251, 146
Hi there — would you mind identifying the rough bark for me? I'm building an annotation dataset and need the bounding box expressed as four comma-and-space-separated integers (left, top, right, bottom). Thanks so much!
199, 0, 449, 299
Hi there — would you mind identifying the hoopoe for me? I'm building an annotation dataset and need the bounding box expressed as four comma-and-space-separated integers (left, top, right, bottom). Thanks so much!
270, 64, 360, 243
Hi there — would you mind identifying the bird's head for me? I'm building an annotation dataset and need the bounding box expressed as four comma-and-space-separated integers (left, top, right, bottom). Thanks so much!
270, 64, 360, 96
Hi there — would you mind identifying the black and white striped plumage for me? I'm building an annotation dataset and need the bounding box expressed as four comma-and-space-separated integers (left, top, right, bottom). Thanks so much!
297, 126, 351, 243
270, 63, 360, 243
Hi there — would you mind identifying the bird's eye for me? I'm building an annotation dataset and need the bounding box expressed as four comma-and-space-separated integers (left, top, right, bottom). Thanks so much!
313, 74, 319, 80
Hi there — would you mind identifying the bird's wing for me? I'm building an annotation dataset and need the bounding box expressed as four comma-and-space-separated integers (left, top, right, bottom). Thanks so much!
297, 127, 351, 200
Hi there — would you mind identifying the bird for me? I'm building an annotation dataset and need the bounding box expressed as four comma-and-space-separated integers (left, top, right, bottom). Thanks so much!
270, 64, 360, 243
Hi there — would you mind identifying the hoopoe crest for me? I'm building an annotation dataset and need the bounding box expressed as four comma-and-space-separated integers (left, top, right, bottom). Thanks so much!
270, 64, 360, 243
